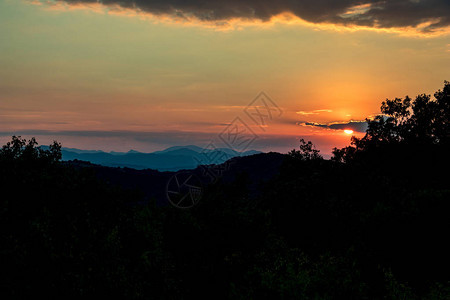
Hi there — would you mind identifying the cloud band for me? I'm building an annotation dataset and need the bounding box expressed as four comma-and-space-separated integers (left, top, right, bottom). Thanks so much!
40, 0, 450, 33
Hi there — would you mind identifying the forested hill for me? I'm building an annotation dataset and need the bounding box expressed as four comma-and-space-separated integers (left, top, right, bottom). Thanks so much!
66, 151, 285, 206
0, 82, 449, 299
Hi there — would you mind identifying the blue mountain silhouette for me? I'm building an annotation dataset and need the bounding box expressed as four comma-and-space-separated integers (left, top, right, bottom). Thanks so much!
40, 145, 262, 171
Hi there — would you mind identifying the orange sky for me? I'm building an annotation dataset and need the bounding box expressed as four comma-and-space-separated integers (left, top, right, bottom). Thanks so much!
0, 0, 449, 156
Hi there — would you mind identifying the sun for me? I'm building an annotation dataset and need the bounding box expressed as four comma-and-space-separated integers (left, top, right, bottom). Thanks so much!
344, 129, 354, 135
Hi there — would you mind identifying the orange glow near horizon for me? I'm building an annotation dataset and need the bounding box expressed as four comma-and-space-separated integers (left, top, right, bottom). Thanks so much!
1, 0, 448, 156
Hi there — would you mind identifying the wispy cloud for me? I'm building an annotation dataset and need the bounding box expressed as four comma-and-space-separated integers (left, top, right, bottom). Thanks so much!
298, 120, 368, 133
296, 109, 333, 116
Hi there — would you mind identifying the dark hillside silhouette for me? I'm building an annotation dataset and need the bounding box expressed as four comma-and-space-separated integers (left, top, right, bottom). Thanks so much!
0, 81, 449, 299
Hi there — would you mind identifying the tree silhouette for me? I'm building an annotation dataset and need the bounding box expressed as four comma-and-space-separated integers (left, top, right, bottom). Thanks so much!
0, 135, 61, 163
288, 138, 323, 161
1, 79, 449, 299
332, 81, 449, 162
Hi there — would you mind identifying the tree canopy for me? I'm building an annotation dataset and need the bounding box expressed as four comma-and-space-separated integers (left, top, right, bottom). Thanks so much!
0, 81, 449, 299
332, 81, 449, 163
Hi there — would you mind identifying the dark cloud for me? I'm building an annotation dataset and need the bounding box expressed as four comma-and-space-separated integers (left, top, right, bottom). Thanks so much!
299, 120, 368, 132
55, 0, 450, 32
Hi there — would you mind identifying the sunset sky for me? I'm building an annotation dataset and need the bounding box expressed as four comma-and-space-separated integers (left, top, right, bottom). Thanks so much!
1, 0, 449, 156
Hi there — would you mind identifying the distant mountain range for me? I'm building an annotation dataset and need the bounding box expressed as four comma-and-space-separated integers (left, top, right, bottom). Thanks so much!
41, 145, 262, 171
66, 152, 285, 206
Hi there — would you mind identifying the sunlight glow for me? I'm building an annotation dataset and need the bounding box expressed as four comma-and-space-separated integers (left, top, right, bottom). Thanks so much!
344, 130, 354, 135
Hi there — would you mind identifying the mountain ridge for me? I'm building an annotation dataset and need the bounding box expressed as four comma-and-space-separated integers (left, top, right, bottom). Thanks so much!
40, 145, 263, 171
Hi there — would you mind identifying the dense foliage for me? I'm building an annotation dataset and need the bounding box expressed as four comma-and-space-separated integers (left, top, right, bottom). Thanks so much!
0, 82, 449, 299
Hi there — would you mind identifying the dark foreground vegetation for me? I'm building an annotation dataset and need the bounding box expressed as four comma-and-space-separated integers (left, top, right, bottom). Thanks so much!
1, 82, 449, 299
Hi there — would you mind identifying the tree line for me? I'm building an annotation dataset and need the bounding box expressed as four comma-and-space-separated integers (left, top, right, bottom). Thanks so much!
0, 81, 448, 298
